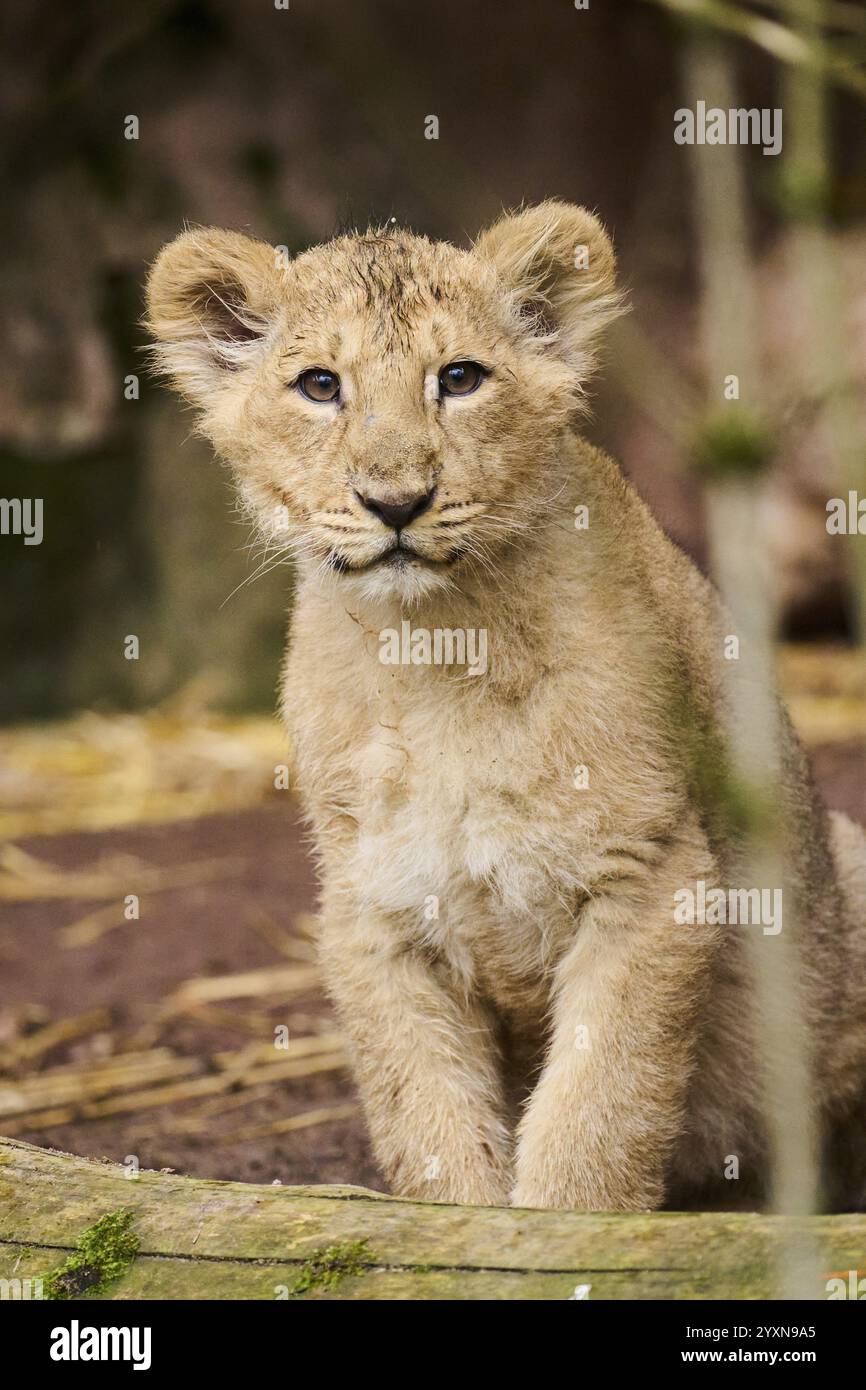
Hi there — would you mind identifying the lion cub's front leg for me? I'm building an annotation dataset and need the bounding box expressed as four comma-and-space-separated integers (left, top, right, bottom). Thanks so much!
319, 908, 511, 1205
513, 833, 719, 1211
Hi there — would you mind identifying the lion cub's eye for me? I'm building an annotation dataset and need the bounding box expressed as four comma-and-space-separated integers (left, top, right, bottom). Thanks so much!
297, 368, 341, 403
438, 361, 485, 397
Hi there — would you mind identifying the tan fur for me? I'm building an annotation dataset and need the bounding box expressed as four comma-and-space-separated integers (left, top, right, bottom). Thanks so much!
147, 203, 866, 1210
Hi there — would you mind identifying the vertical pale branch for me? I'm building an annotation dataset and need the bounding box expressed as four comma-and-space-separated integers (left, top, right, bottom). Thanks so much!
780, 0, 866, 642
682, 33, 820, 1297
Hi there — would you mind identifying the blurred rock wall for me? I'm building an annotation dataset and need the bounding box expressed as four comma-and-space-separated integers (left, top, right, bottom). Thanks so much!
2, 0, 864, 719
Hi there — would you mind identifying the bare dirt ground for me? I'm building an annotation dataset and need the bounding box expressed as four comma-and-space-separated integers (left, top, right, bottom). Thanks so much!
1, 805, 379, 1189
2, 727, 865, 1194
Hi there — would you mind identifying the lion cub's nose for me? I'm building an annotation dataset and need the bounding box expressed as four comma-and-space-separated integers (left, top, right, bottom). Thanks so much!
355, 488, 436, 531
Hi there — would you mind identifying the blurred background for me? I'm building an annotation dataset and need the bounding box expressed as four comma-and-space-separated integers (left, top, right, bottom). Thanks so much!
1, 0, 865, 1197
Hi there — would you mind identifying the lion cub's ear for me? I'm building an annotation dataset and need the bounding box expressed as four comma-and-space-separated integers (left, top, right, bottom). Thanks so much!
474, 200, 623, 376
145, 227, 282, 405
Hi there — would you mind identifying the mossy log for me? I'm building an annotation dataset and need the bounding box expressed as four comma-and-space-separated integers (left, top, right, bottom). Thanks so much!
1, 1137, 864, 1300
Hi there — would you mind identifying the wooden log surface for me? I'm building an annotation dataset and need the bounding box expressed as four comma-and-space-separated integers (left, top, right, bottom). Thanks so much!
1, 1136, 864, 1299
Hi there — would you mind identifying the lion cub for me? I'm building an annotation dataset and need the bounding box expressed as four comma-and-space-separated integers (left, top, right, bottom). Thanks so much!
147, 202, 866, 1211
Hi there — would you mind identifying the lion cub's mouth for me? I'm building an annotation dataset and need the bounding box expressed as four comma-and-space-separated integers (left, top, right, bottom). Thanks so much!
330, 543, 463, 575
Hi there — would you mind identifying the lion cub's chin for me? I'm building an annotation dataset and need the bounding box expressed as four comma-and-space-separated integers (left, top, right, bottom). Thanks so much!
343, 552, 455, 605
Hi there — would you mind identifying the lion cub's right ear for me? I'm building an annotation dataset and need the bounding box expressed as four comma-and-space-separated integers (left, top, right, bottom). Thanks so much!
145, 228, 282, 406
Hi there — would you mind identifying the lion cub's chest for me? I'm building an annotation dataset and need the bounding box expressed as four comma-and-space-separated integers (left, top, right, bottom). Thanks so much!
345, 704, 570, 996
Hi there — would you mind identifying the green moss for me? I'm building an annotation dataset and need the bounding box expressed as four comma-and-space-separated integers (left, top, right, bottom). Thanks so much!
688, 728, 779, 844
691, 412, 774, 480
666, 685, 780, 848
41, 1209, 139, 1300
289, 1239, 372, 1299
777, 165, 830, 222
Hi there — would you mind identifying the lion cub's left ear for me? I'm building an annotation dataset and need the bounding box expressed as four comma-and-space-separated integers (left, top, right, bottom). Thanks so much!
474, 200, 623, 376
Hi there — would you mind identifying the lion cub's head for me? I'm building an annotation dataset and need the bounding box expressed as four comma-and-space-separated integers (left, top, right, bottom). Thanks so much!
146, 201, 620, 603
